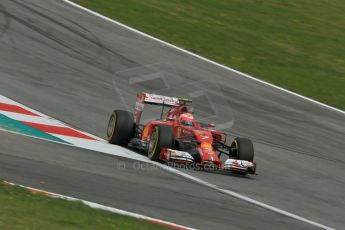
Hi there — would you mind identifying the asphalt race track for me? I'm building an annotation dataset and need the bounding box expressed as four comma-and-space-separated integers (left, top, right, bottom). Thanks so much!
0, 0, 344, 229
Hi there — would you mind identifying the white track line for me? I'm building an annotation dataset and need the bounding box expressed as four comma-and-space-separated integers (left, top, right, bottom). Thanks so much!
52, 134, 149, 161
2, 181, 194, 230
62, 0, 345, 116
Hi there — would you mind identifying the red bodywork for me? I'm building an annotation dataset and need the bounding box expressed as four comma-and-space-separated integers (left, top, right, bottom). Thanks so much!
134, 92, 227, 167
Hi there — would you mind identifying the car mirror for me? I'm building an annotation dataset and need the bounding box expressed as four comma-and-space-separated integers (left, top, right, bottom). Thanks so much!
208, 123, 216, 128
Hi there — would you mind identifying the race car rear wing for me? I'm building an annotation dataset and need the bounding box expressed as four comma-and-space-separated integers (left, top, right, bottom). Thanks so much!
143, 93, 180, 106
133, 92, 192, 124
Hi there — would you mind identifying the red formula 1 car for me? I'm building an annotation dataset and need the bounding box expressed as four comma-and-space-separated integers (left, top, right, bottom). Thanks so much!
107, 92, 256, 175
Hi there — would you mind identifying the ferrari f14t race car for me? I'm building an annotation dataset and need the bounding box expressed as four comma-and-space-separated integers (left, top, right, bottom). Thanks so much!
107, 92, 256, 175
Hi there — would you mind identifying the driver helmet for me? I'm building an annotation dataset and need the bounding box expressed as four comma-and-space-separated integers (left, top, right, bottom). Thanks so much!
179, 113, 194, 126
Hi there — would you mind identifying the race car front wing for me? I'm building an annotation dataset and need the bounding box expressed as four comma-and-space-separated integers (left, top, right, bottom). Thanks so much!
223, 159, 256, 174
159, 148, 256, 175
160, 148, 195, 163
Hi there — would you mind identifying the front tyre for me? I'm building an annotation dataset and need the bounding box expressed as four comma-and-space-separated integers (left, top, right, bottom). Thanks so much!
107, 110, 134, 146
147, 126, 173, 161
231, 137, 254, 161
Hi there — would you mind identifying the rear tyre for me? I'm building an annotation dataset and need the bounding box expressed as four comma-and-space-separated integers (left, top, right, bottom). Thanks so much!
147, 126, 173, 161
231, 137, 254, 161
107, 110, 134, 146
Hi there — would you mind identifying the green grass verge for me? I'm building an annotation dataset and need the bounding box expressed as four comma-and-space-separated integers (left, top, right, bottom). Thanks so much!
72, 0, 345, 110
0, 182, 168, 230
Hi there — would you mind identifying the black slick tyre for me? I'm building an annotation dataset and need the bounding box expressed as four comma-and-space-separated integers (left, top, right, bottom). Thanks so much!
107, 110, 134, 146
231, 137, 254, 161
147, 126, 173, 161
